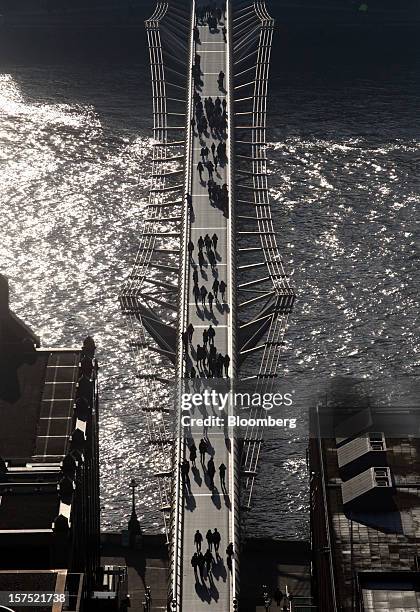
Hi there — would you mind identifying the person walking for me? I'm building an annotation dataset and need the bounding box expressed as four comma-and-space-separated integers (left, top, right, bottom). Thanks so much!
193, 268, 199, 285
190, 365, 196, 379
203, 329, 209, 347
212, 279, 219, 302
194, 529, 203, 552
200, 285, 207, 308
208, 291, 214, 312
224, 354, 230, 378
204, 234, 212, 253
208, 250, 216, 271
217, 353, 224, 377
198, 235, 205, 252
211, 142, 216, 162
218, 70, 225, 90
219, 462, 227, 489
226, 542, 234, 572
219, 279, 227, 301
197, 160, 204, 182
197, 551, 205, 582
196, 345, 203, 369
212, 233, 218, 251
207, 457, 216, 488
187, 323, 194, 344
181, 459, 191, 492
198, 250, 205, 271
213, 528, 221, 554
199, 438, 207, 463
190, 442, 197, 466
207, 159, 214, 180
206, 528, 214, 551
191, 552, 199, 581
208, 324, 216, 346
193, 284, 200, 308
193, 25, 200, 44
182, 331, 189, 354
208, 348, 216, 378
188, 240, 194, 262
204, 548, 213, 582
201, 145, 208, 162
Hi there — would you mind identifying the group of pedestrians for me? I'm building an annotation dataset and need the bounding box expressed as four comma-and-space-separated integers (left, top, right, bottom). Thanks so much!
189, 266, 228, 314
183, 322, 215, 349
196, 2, 226, 31
181, 438, 228, 490
193, 90, 228, 142
194, 94, 227, 143
183, 324, 230, 378
191, 538, 234, 584
195, 344, 230, 378
208, 178, 229, 215
191, 232, 220, 271
192, 438, 227, 483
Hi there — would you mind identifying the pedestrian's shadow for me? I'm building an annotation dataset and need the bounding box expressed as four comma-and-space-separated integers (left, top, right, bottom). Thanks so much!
211, 487, 222, 509
212, 267, 219, 278
195, 581, 211, 603
204, 471, 213, 491
192, 465, 202, 487
185, 492, 196, 512
206, 311, 219, 325
200, 269, 208, 281
223, 493, 231, 510
209, 582, 219, 602
195, 307, 205, 321
212, 556, 227, 582
215, 251, 222, 262
206, 438, 215, 456
223, 303, 230, 314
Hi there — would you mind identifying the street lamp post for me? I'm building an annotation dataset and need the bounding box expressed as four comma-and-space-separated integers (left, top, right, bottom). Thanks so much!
130, 477, 137, 514
128, 477, 142, 548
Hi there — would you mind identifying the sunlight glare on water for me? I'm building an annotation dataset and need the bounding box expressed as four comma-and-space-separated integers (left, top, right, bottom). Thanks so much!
1, 52, 419, 538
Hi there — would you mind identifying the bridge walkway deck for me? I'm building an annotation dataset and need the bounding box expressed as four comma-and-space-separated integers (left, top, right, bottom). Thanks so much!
180, 5, 234, 610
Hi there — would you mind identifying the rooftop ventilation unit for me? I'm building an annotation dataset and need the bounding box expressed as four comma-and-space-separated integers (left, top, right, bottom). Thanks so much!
341, 467, 393, 506
337, 432, 387, 479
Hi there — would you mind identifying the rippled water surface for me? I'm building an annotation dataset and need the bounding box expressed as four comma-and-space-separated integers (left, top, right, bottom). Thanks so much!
1, 38, 419, 538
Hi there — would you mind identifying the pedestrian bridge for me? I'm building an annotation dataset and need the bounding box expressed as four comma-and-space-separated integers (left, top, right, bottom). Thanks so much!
119, 1, 295, 610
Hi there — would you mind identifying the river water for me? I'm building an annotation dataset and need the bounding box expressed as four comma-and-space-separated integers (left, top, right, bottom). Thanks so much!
0, 30, 419, 538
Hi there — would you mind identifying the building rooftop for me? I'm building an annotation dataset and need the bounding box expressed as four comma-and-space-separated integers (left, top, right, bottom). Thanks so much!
0, 570, 83, 612
0, 349, 81, 463
322, 435, 420, 609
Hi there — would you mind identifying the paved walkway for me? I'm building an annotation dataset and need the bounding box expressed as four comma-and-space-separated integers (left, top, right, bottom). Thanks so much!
180, 5, 234, 610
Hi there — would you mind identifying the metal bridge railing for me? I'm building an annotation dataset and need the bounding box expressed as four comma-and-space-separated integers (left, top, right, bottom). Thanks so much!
119, 1, 190, 542
170, 0, 196, 607
232, 1, 296, 508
